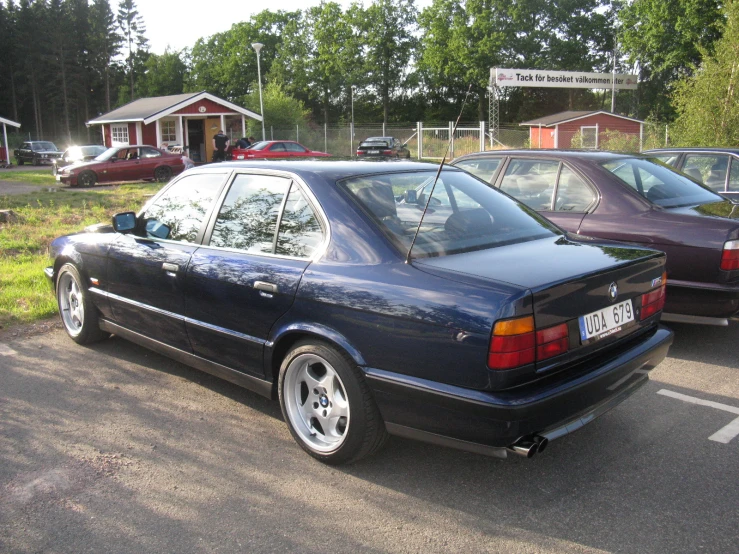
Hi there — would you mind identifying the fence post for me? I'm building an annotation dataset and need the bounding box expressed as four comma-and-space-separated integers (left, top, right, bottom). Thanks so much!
350, 123, 354, 157
639, 124, 643, 152
383, 122, 386, 137
479, 121, 485, 152
270, 126, 273, 140
324, 123, 327, 153
665, 125, 669, 147
417, 122, 423, 159
449, 121, 454, 159
296, 124, 299, 142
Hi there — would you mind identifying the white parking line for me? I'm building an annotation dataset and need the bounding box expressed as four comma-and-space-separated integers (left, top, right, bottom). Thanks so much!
657, 389, 739, 444
0, 343, 18, 356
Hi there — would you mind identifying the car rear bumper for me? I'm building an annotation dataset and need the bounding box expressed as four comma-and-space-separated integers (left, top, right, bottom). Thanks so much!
665, 280, 739, 319
364, 325, 673, 451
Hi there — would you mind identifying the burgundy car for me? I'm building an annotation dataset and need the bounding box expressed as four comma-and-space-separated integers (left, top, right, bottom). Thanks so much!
231, 140, 331, 160
55, 145, 193, 187
451, 150, 739, 326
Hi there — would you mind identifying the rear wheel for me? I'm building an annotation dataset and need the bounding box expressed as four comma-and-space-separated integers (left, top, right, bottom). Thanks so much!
154, 166, 172, 183
77, 170, 97, 187
17, 158, 24, 165
279, 340, 388, 464
56, 263, 109, 344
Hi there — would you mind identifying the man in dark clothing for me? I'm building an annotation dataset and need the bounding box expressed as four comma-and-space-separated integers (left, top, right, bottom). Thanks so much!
212, 130, 230, 162
235, 137, 250, 149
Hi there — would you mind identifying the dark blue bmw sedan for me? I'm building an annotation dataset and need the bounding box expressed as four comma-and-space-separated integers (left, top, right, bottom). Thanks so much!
45, 161, 673, 464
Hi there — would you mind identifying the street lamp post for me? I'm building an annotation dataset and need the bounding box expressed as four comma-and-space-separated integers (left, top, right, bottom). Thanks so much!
252, 42, 266, 141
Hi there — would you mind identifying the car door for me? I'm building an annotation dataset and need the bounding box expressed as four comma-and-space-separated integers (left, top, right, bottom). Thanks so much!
106, 171, 229, 351
266, 142, 287, 158
284, 142, 309, 158
184, 172, 326, 377
139, 146, 164, 177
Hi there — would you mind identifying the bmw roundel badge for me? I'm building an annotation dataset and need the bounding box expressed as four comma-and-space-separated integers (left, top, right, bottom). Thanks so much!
608, 282, 618, 302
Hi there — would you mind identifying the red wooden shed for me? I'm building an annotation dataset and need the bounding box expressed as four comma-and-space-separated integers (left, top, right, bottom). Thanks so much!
87, 92, 261, 163
520, 111, 645, 150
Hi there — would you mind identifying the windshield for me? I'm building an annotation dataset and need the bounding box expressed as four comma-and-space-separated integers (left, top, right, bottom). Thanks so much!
33, 142, 57, 151
602, 157, 724, 208
94, 148, 120, 161
340, 170, 560, 258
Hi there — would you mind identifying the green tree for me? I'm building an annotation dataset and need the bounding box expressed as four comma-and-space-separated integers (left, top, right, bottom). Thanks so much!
117, 0, 148, 101
136, 49, 188, 97
671, 1, 739, 146
618, 0, 724, 120
89, 0, 122, 112
244, 81, 311, 136
360, 0, 417, 124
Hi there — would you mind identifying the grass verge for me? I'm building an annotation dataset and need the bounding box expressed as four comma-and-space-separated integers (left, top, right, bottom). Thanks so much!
0, 170, 57, 185
0, 183, 161, 329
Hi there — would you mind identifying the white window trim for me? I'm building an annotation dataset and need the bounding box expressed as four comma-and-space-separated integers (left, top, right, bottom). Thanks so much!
580, 125, 598, 149
111, 124, 129, 147
160, 119, 178, 144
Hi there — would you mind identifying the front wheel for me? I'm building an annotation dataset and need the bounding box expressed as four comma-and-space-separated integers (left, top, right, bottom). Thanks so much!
77, 170, 97, 187
154, 166, 172, 183
56, 263, 109, 344
17, 158, 24, 166
279, 340, 388, 464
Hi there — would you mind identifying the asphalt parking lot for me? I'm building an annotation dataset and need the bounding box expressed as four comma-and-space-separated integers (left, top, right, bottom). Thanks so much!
0, 321, 737, 553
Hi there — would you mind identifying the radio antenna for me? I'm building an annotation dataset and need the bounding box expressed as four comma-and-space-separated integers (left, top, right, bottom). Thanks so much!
405, 84, 473, 264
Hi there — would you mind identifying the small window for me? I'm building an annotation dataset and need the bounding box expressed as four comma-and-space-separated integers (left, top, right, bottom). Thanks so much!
683, 154, 729, 192
580, 126, 597, 149
276, 186, 323, 257
729, 158, 739, 192
141, 173, 225, 243
210, 174, 291, 253
270, 143, 287, 152
284, 142, 308, 153
651, 155, 679, 166
161, 120, 177, 143
499, 159, 558, 210
454, 158, 502, 182
140, 147, 162, 159
111, 124, 129, 146
555, 167, 595, 212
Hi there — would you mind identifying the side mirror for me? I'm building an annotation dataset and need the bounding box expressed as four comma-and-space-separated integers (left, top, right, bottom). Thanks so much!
112, 212, 136, 233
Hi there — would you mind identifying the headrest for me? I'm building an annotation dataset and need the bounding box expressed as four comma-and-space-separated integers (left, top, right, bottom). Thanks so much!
444, 208, 494, 239
356, 184, 397, 219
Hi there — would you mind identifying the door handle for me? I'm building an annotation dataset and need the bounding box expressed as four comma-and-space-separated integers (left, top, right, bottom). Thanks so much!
254, 281, 278, 293
162, 263, 179, 273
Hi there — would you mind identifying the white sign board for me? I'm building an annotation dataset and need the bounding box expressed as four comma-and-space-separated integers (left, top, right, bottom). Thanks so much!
492, 68, 638, 90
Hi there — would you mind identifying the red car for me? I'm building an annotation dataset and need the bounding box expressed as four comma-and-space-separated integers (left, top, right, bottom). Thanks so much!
55, 145, 194, 187
231, 140, 331, 160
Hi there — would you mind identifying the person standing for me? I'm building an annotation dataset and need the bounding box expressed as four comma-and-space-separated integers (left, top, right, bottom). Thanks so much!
212, 130, 230, 162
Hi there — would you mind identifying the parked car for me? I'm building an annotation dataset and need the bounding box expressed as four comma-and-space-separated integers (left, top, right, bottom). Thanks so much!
45, 160, 673, 464
644, 147, 739, 200
231, 140, 331, 160
55, 145, 193, 187
52, 145, 108, 175
14, 141, 63, 166
356, 136, 411, 159
451, 150, 739, 325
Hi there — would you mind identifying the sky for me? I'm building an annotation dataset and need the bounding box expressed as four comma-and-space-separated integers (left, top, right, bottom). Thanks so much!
138, 0, 432, 55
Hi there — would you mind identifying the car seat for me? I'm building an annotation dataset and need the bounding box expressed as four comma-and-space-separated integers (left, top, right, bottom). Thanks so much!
683, 167, 703, 182
355, 184, 406, 237
444, 208, 495, 240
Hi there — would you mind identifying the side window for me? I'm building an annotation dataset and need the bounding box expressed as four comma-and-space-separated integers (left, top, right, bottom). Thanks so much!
454, 158, 502, 182
652, 155, 679, 166
209, 174, 291, 253
580, 127, 597, 149
555, 166, 595, 212
271, 143, 287, 152
285, 142, 307, 152
499, 159, 559, 210
276, 185, 323, 257
729, 158, 739, 192
683, 154, 729, 191
141, 147, 162, 159
141, 173, 225, 243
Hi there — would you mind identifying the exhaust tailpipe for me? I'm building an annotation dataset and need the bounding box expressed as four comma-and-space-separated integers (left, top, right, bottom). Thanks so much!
507, 435, 549, 458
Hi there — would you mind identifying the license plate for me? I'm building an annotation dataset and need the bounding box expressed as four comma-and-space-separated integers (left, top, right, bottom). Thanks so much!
369, 150, 380, 154
579, 299, 634, 342
55, 175, 61, 181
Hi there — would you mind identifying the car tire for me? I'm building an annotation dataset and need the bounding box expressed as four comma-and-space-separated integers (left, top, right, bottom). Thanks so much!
278, 340, 388, 464
77, 170, 97, 187
154, 166, 172, 183
56, 263, 109, 345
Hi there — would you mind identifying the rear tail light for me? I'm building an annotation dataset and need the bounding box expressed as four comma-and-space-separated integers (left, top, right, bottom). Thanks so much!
488, 316, 569, 370
357, 150, 364, 155
640, 271, 667, 320
383, 149, 393, 155
720, 240, 739, 271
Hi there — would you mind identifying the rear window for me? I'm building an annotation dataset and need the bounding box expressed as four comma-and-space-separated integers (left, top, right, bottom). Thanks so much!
602, 158, 724, 208
339, 170, 560, 258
